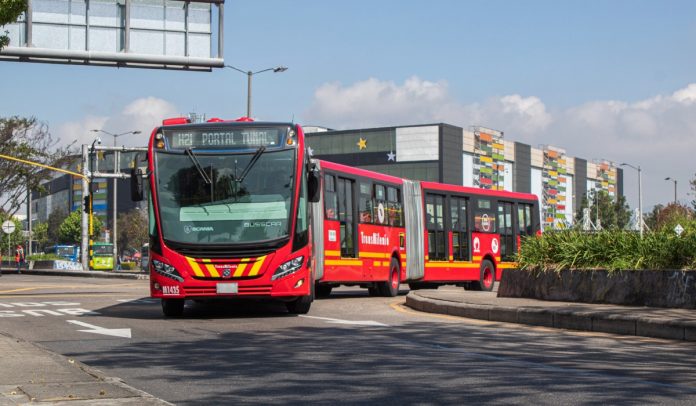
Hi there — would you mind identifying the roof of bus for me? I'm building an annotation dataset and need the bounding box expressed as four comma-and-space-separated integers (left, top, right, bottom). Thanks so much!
158, 121, 297, 131
420, 180, 539, 202
317, 160, 404, 185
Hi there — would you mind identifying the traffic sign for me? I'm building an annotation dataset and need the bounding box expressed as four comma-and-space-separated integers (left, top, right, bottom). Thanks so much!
2, 220, 15, 235
675, 224, 684, 237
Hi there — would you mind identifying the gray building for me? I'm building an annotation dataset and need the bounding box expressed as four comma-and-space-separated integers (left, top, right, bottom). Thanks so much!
305, 123, 623, 229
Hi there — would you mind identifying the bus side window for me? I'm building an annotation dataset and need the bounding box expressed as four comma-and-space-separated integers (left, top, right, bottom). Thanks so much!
387, 186, 403, 227
359, 182, 372, 223
373, 184, 387, 225
324, 174, 338, 220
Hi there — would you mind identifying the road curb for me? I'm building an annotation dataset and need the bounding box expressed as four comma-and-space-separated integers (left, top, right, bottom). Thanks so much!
405, 292, 696, 342
0, 269, 148, 280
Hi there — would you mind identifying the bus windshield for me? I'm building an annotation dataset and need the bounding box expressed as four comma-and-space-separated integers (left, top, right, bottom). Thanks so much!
92, 244, 113, 256
55, 246, 75, 258
155, 148, 296, 245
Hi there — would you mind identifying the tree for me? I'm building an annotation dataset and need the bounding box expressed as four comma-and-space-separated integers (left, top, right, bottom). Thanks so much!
32, 222, 48, 251
116, 208, 148, 257
0, 210, 24, 257
0, 116, 74, 217
58, 210, 103, 244
575, 190, 632, 230
0, 0, 27, 50
647, 203, 693, 232
46, 207, 68, 245
690, 173, 696, 211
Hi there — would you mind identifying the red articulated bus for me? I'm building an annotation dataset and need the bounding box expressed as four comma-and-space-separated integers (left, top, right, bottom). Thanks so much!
310, 161, 541, 296
131, 117, 320, 317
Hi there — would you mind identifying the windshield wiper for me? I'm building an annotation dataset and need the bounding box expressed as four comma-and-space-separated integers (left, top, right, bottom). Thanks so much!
236, 146, 266, 182
185, 148, 212, 185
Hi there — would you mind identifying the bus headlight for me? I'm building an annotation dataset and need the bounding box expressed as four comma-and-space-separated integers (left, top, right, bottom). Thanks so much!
152, 259, 184, 282
272, 256, 304, 281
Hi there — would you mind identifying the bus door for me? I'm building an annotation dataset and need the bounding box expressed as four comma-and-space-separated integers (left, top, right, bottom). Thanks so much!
497, 201, 515, 262
516, 202, 536, 249
337, 177, 356, 259
449, 196, 470, 262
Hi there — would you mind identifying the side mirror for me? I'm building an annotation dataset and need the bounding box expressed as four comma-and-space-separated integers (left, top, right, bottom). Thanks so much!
130, 168, 144, 201
307, 162, 320, 203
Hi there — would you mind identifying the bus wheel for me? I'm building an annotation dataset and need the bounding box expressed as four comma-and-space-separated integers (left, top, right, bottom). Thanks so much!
470, 260, 496, 291
315, 284, 333, 298
286, 295, 312, 314
162, 299, 185, 317
379, 258, 400, 297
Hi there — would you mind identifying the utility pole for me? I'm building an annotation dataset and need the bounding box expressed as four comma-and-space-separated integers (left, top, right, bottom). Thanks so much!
81, 144, 90, 270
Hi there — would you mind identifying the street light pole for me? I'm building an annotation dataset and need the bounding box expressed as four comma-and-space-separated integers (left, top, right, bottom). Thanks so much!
621, 163, 643, 238
91, 129, 141, 270
665, 177, 677, 204
225, 65, 288, 118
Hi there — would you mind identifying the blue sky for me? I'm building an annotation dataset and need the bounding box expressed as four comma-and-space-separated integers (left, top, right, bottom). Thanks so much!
2, 0, 696, 211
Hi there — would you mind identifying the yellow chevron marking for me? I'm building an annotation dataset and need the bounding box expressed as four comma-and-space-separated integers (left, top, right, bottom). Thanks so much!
247, 256, 267, 276
325, 259, 363, 266
186, 257, 205, 277
233, 262, 248, 277
204, 264, 220, 277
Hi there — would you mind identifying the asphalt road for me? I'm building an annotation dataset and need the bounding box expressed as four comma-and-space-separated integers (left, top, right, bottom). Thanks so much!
2, 275, 696, 405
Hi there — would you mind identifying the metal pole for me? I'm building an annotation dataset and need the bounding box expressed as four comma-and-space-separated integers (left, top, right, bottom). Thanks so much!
674, 180, 677, 204
81, 145, 90, 270
247, 71, 252, 118
27, 184, 32, 256
638, 166, 643, 238
113, 138, 118, 270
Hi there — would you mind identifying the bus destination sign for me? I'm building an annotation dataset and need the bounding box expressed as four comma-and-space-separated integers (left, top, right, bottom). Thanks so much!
166, 128, 283, 149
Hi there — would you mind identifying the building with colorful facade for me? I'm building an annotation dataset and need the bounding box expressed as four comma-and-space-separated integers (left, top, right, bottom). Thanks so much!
305, 123, 623, 229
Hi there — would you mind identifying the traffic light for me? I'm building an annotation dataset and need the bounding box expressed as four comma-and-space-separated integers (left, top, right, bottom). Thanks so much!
83, 195, 91, 214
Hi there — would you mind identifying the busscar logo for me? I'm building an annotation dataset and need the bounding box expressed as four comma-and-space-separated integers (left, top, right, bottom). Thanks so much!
184, 225, 214, 234
244, 221, 282, 228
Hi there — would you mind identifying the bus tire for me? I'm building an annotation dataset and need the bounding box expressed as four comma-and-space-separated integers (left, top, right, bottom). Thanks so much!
162, 299, 185, 317
286, 295, 312, 314
315, 284, 333, 298
379, 258, 400, 297
472, 259, 495, 292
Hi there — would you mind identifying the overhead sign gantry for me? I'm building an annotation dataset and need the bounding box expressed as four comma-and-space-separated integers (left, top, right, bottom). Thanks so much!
0, 0, 225, 71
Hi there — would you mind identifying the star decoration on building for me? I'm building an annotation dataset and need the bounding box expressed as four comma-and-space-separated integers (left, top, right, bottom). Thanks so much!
387, 151, 396, 161
357, 138, 367, 150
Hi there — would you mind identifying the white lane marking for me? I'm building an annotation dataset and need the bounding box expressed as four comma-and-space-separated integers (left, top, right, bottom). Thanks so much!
67, 320, 132, 338
300, 315, 388, 327
116, 298, 158, 304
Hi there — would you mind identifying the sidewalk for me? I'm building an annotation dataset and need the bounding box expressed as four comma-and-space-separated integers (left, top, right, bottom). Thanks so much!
0, 333, 170, 405
0, 267, 147, 280
405, 286, 696, 342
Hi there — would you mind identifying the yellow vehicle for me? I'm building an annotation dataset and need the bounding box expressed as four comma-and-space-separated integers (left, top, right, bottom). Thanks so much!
90, 242, 114, 270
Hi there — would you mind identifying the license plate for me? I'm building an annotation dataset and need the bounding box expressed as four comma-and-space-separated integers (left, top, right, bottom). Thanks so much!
216, 283, 238, 294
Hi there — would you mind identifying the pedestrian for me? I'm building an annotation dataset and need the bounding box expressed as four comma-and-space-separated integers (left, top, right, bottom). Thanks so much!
15, 244, 25, 274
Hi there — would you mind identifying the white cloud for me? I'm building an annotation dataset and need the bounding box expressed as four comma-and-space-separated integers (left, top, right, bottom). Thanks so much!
303, 78, 696, 209
55, 97, 178, 148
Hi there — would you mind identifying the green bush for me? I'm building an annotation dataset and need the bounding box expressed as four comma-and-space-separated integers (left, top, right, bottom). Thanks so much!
120, 261, 137, 270
518, 226, 696, 272
27, 254, 63, 261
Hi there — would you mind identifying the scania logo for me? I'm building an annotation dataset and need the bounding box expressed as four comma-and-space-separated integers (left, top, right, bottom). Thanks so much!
184, 225, 214, 234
